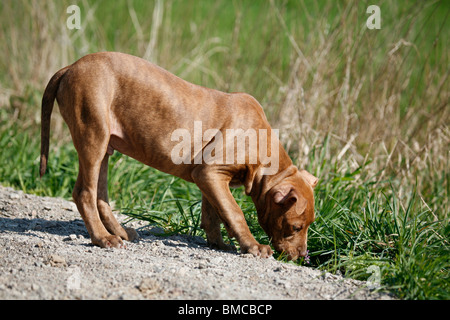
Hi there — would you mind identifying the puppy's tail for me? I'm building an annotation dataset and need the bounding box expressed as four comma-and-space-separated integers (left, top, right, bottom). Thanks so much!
40, 66, 70, 178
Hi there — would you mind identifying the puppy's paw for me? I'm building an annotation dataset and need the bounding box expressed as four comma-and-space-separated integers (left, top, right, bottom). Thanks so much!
242, 243, 273, 258
93, 235, 125, 249
208, 240, 237, 252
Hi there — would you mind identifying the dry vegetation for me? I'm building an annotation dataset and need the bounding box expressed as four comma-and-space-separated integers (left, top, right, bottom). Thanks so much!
0, 0, 448, 299
1, 1, 448, 212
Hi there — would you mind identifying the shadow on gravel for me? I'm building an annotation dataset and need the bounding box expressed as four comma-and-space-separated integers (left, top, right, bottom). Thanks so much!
0, 216, 223, 254
0, 216, 89, 238
135, 229, 222, 252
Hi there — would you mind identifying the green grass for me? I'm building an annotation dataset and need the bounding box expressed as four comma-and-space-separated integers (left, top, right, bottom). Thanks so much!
0, 0, 448, 300
1, 108, 448, 300
311, 167, 449, 299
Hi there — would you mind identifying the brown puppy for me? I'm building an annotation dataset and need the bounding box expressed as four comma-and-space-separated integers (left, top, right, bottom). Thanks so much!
40, 52, 317, 260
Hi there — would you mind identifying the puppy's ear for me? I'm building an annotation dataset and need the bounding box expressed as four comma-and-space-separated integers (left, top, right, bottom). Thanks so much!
300, 170, 318, 188
273, 185, 298, 207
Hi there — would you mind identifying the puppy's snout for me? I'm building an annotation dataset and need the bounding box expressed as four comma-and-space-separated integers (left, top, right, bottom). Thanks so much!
298, 246, 308, 258
298, 249, 307, 257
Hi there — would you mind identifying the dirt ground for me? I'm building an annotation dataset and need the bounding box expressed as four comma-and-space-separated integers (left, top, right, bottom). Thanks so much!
0, 185, 393, 300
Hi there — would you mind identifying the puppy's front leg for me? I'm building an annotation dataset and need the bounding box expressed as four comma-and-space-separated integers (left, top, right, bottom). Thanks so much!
192, 166, 273, 258
201, 194, 236, 252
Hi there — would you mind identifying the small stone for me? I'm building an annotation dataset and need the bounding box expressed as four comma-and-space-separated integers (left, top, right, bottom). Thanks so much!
323, 272, 333, 281
9, 193, 20, 200
63, 234, 77, 242
137, 278, 160, 297
177, 267, 188, 276
47, 254, 67, 267
71, 234, 77, 240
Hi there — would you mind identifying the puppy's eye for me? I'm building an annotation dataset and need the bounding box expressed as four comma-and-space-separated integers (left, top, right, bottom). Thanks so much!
293, 225, 303, 232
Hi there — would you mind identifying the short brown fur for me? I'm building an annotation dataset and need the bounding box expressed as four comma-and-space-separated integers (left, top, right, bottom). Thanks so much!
40, 52, 317, 259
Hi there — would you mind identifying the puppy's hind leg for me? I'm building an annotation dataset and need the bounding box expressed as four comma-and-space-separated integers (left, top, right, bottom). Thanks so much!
67, 97, 124, 248
72, 148, 124, 248
97, 153, 139, 242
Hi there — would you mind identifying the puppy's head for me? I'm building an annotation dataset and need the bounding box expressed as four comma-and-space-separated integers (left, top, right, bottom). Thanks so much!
259, 169, 317, 261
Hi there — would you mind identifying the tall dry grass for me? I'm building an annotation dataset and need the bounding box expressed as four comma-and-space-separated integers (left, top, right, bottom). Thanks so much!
0, 0, 448, 215
271, 1, 449, 215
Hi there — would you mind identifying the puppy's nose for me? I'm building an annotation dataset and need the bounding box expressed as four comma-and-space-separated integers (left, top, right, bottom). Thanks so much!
298, 248, 308, 257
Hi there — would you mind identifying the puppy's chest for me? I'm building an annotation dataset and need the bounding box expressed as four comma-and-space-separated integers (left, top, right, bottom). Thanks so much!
229, 170, 247, 188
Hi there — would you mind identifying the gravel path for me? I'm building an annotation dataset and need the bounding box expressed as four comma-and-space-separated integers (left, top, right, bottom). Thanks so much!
0, 185, 393, 300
